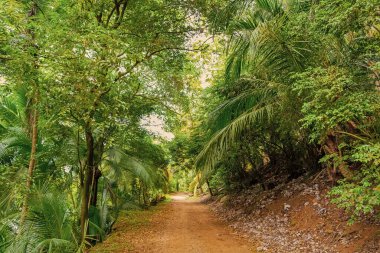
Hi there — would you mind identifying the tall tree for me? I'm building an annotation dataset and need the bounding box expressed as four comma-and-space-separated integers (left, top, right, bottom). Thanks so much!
39, 0, 200, 241
20, 0, 40, 225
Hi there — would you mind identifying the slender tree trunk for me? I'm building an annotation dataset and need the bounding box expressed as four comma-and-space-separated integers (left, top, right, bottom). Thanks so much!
21, 105, 38, 224
206, 180, 213, 196
90, 141, 104, 207
193, 182, 199, 197
197, 174, 203, 194
139, 184, 143, 205
90, 166, 102, 206
143, 185, 148, 206
80, 127, 95, 242
20, 2, 38, 225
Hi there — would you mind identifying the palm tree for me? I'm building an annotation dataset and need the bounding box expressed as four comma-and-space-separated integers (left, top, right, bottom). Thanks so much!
103, 147, 168, 204
5, 189, 79, 253
83, 146, 168, 242
196, 0, 311, 175
0, 86, 30, 160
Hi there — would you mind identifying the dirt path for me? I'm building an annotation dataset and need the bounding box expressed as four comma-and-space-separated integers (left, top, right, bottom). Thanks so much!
91, 193, 255, 253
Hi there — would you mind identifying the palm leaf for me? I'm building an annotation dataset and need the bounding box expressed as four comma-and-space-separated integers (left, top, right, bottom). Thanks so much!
103, 147, 155, 187
196, 101, 277, 175
5, 189, 78, 253
209, 79, 280, 130
225, 0, 309, 81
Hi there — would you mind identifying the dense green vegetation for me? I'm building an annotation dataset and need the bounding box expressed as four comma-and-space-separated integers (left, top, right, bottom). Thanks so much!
0, 0, 379, 252
173, 0, 380, 220
0, 0, 202, 251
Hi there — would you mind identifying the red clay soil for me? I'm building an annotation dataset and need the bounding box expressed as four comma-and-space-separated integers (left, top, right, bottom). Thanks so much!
209, 175, 380, 253
90, 193, 256, 253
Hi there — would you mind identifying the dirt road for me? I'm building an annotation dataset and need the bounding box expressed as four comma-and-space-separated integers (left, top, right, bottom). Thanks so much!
92, 193, 255, 253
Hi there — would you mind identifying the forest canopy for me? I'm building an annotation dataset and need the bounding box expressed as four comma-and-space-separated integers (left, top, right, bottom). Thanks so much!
0, 0, 379, 252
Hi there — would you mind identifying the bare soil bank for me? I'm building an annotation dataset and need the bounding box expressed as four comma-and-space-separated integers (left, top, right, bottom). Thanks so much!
208, 174, 380, 253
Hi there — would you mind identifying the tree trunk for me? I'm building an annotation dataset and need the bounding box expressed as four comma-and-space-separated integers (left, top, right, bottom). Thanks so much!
193, 182, 199, 197
206, 180, 213, 196
21, 105, 38, 224
90, 141, 104, 207
80, 127, 95, 242
197, 174, 203, 194
142, 184, 148, 206
20, 2, 38, 225
90, 166, 102, 207
138, 185, 142, 206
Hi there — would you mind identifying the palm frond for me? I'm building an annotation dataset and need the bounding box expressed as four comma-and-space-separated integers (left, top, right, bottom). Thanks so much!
5, 189, 78, 253
209, 79, 280, 130
225, 0, 309, 81
103, 147, 154, 187
0, 86, 28, 130
196, 101, 277, 175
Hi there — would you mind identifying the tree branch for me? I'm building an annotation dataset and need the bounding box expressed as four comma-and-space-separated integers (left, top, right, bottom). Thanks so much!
134, 94, 181, 115
115, 45, 208, 81
113, 0, 129, 29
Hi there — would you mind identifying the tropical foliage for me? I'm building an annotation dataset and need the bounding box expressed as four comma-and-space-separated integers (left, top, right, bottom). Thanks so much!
0, 0, 379, 252
192, 0, 380, 221
0, 0, 202, 251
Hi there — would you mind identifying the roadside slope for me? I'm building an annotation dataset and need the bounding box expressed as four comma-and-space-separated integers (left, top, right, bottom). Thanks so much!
209, 175, 380, 253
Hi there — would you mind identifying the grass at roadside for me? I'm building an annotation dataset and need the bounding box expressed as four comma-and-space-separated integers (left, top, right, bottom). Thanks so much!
89, 197, 171, 252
